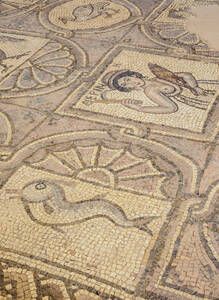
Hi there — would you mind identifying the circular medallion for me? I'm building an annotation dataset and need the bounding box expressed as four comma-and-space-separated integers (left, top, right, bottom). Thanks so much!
39, 0, 141, 33
49, 0, 130, 31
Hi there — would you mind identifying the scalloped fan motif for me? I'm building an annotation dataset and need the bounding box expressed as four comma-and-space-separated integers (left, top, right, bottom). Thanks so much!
0, 41, 75, 91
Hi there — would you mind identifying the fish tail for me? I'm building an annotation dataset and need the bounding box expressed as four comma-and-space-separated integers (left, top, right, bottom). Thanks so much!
132, 216, 158, 236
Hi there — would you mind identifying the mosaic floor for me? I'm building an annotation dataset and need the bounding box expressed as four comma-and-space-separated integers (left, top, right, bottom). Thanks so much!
0, 0, 218, 299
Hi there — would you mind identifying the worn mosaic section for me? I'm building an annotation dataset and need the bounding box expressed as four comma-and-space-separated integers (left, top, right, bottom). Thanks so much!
0, 0, 218, 299
142, 0, 219, 57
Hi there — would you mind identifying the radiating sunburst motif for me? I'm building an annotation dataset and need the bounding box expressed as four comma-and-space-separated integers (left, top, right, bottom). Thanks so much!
27, 143, 168, 197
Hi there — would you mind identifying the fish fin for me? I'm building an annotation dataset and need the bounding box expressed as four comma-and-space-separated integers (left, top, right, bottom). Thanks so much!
132, 216, 158, 236
43, 202, 54, 215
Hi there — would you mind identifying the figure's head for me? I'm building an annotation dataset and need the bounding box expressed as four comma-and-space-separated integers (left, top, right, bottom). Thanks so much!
103, 70, 145, 92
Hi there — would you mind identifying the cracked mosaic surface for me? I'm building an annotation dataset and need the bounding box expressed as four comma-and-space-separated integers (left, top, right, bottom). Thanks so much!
0, 0, 218, 299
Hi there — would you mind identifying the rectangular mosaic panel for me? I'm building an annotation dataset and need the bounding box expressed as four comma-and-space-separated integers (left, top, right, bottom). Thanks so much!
74, 50, 218, 132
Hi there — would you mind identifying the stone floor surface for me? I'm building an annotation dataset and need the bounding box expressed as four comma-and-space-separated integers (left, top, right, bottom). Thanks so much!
0, 0, 218, 299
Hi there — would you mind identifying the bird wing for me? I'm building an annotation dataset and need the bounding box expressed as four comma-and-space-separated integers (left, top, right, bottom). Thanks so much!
148, 63, 186, 86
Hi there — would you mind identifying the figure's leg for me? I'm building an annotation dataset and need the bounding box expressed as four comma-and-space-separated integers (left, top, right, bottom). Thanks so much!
139, 84, 178, 114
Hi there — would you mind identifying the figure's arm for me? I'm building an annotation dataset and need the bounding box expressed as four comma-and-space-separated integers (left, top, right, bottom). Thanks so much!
176, 72, 213, 96
122, 86, 178, 114
176, 72, 199, 88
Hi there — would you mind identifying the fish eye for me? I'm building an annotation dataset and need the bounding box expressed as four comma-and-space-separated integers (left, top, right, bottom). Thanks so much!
35, 182, 47, 190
